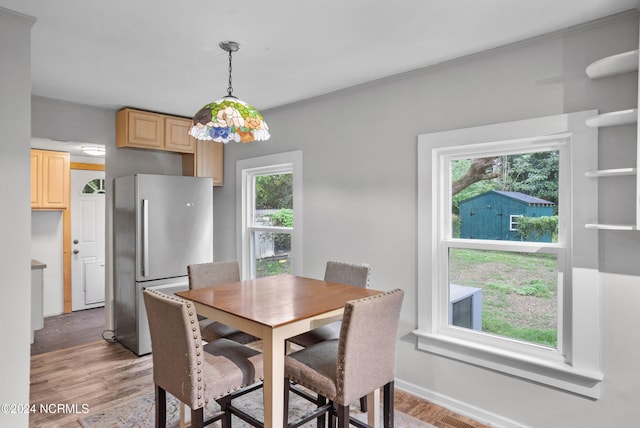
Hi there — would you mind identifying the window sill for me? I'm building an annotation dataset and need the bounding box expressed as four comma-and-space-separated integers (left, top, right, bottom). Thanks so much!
413, 329, 603, 399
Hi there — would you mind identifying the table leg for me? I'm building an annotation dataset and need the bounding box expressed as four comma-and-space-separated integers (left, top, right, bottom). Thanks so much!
367, 388, 380, 428
262, 329, 286, 428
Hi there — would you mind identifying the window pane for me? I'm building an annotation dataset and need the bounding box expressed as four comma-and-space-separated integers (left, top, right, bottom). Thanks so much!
254, 231, 292, 278
452, 151, 558, 242
254, 173, 293, 226
448, 248, 558, 348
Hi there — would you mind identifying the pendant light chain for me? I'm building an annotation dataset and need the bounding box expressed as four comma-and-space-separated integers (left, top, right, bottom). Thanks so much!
227, 49, 234, 97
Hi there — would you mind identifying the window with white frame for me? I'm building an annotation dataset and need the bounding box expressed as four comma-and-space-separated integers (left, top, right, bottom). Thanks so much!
237, 151, 302, 279
509, 214, 522, 231
415, 111, 602, 398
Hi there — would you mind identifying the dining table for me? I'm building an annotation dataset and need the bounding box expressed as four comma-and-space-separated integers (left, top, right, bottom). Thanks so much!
176, 274, 383, 428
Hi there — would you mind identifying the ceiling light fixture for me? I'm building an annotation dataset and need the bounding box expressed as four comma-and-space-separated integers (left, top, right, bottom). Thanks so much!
80, 145, 106, 156
190, 41, 270, 144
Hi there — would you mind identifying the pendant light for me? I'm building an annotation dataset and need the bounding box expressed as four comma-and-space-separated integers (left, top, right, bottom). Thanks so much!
189, 41, 270, 143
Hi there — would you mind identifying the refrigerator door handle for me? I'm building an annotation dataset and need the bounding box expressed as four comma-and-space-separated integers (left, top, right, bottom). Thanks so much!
142, 199, 149, 277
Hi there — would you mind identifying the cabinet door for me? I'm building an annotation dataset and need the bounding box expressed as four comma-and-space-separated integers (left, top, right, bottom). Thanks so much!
181, 140, 224, 186
41, 151, 69, 208
165, 116, 195, 153
31, 150, 43, 207
197, 140, 224, 186
117, 109, 164, 149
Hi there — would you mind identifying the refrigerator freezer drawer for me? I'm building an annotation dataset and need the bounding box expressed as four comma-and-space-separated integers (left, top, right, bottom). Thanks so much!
136, 279, 190, 355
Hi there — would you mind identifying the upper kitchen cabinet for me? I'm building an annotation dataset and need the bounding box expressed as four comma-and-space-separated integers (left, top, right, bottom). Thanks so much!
182, 140, 224, 186
116, 108, 195, 154
31, 149, 70, 210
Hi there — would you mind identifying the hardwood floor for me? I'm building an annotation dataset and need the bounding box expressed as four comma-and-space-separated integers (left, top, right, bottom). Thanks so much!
31, 307, 107, 355
29, 308, 490, 428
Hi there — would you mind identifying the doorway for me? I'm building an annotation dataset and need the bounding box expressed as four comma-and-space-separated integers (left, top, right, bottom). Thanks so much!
71, 168, 106, 311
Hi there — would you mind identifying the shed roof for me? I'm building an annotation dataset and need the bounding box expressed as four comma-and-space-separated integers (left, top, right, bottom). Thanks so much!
461, 190, 555, 206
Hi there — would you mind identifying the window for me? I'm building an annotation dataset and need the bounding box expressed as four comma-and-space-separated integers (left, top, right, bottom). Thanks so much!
509, 215, 522, 231
237, 151, 302, 279
416, 112, 602, 398
82, 178, 106, 195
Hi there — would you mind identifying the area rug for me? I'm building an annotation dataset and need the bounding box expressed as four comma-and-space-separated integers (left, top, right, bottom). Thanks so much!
79, 388, 435, 427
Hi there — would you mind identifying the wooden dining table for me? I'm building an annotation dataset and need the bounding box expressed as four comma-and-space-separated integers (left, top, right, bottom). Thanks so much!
176, 274, 383, 428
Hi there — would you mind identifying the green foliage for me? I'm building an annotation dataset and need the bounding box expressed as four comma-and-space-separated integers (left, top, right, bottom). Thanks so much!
256, 257, 291, 277
269, 208, 293, 227
482, 314, 557, 347
255, 174, 292, 209
504, 151, 559, 210
515, 216, 558, 241
517, 280, 550, 297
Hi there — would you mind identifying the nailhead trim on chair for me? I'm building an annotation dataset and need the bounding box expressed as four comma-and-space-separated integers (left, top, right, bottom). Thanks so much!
146, 288, 265, 406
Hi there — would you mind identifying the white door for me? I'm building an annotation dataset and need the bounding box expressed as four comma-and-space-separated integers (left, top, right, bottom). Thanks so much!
71, 169, 106, 311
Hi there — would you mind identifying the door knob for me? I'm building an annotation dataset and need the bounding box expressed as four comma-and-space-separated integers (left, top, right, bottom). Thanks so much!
73, 249, 80, 254
73, 239, 79, 244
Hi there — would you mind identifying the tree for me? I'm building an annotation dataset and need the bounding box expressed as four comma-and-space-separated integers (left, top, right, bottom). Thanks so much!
452, 157, 500, 195
255, 174, 292, 209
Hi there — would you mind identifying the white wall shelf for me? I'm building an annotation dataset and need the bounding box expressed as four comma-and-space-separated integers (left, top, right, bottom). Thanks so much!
584, 45, 640, 231
585, 223, 637, 231
585, 50, 639, 79
585, 109, 637, 128
585, 168, 637, 178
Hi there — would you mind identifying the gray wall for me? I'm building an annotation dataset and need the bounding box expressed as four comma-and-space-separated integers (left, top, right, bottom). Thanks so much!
214, 12, 640, 428
0, 7, 35, 427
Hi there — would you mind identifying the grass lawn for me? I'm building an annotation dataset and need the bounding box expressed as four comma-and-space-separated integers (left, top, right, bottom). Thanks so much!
449, 248, 558, 348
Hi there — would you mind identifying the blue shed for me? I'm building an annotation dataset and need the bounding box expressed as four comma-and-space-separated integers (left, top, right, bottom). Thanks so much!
459, 190, 555, 241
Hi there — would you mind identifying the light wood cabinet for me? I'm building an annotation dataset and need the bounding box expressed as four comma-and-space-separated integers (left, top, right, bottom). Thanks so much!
116, 108, 195, 153
182, 140, 224, 186
31, 149, 70, 209
165, 116, 195, 153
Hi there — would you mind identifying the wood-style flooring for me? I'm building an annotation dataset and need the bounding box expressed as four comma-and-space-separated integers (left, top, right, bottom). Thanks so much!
29, 308, 490, 428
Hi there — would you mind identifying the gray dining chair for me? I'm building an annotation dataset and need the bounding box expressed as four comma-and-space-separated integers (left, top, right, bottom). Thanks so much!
188, 261, 259, 344
284, 289, 405, 428
288, 261, 370, 348
288, 261, 371, 413
142, 288, 264, 428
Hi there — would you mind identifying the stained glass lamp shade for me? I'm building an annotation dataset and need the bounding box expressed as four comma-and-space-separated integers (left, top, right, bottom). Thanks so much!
190, 96, 270, 143
189, 41, 270, 144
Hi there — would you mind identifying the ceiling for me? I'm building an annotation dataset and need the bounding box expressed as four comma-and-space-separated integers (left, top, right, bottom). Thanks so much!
1, 0, 637, 121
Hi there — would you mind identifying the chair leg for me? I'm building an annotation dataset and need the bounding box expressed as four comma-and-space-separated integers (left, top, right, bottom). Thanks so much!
359, 396, 367, 413
219, 396, 232, 428
191, 407, 204, 428
317, 395, 327, 428
179, 403, 186, 428
284, 378, 290, 427
155, 385, 166, 428
383, 381, 394, 428
336, 404, 349, 428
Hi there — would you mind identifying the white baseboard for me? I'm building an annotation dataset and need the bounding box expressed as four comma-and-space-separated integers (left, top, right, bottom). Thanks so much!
395, 379, 531, 428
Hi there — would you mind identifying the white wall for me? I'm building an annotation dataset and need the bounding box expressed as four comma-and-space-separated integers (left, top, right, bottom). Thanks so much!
214, 12, 640, 428
31, 211, 64, 316
0, 7, 35, 427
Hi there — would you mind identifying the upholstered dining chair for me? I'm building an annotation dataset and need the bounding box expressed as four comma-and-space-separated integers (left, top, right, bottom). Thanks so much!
188, 261, 259, 344
143, 288, 264, 428
287, 261, 371, 413
284, 288, 404, 428
288, 261, 370, 348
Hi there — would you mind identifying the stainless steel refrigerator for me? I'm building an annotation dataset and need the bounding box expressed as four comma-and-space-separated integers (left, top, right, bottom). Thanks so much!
113, 174, 213, 355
